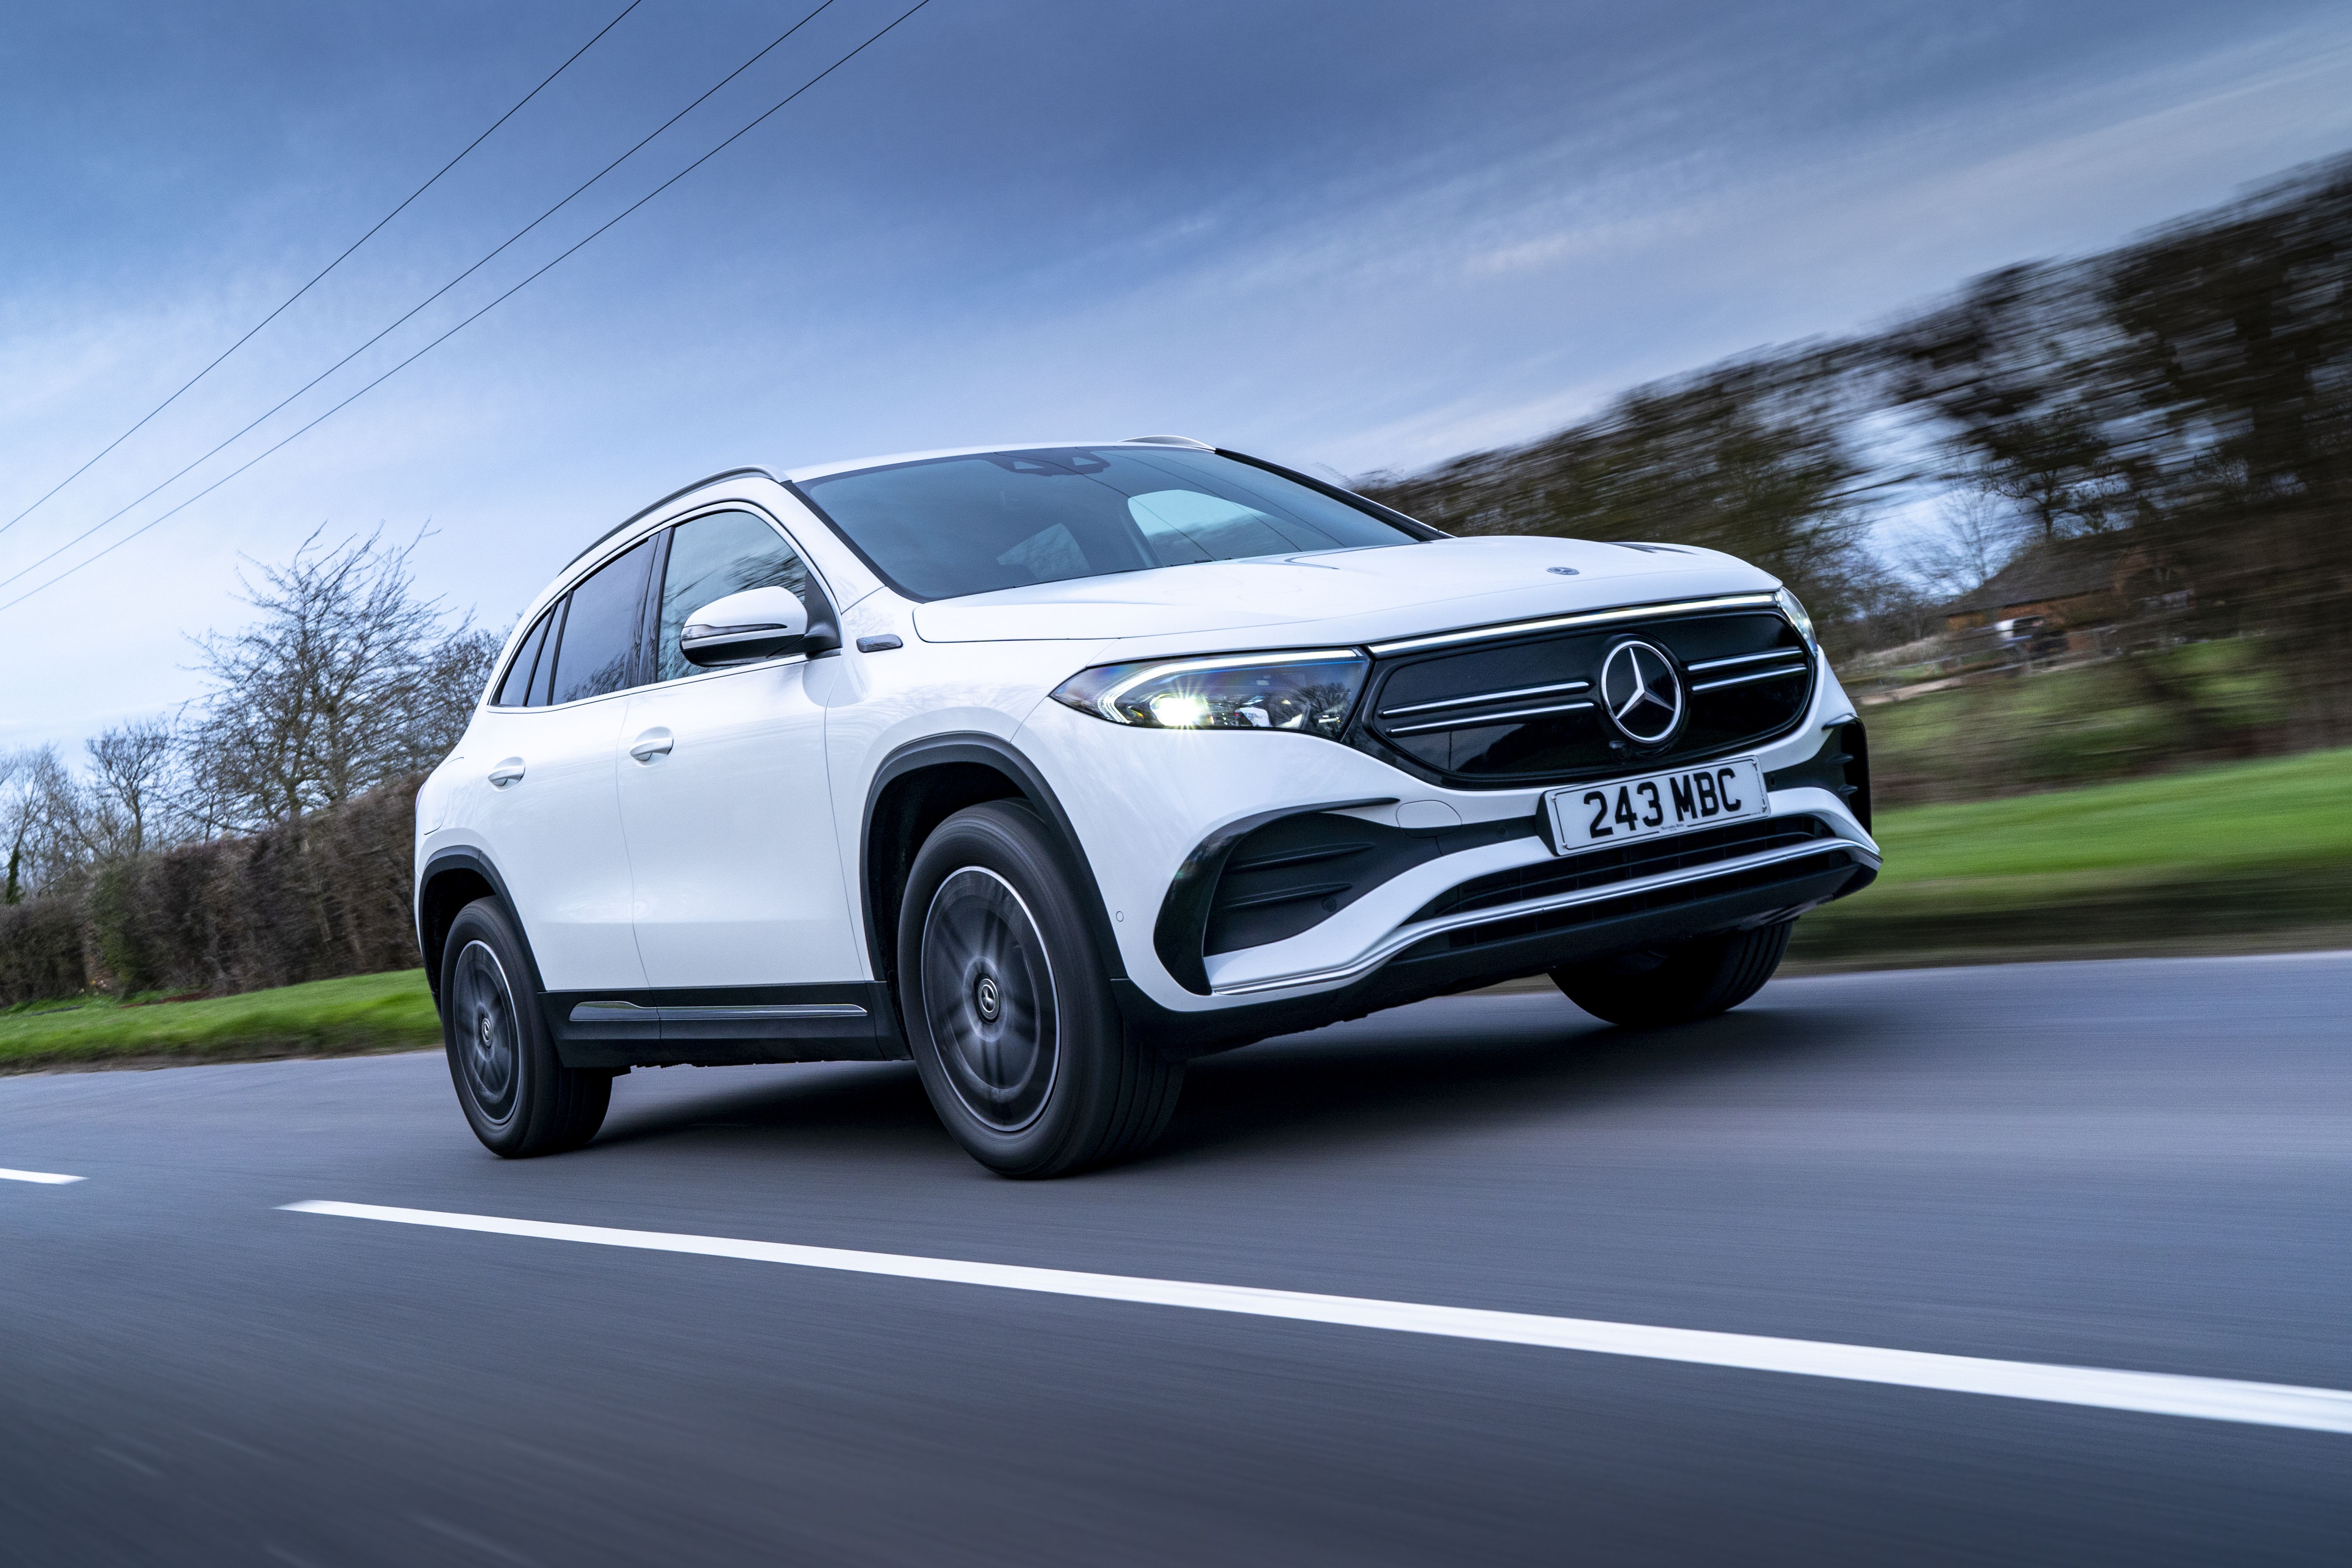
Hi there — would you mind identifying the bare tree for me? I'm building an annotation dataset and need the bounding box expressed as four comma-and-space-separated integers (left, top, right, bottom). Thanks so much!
1901, 487, 2025, 601
61, 719, 179, 862
0, 747, 70, 904
182, 529, 485, 833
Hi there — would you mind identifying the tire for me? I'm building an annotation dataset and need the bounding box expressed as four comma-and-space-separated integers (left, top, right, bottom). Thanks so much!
1550, 920, 1793, 1028
897, 801, 1182, 1178
439, 898, 611, 1157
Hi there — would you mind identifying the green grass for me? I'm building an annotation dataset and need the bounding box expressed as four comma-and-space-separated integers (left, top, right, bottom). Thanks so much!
0, 969, 439, 1071
1855, 641, 2290, 807
1795, 745, 2352, 960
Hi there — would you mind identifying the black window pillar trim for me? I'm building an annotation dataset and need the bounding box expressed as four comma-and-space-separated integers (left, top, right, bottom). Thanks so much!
1211, 448, 1449, 540
1152, 798, 1399, 995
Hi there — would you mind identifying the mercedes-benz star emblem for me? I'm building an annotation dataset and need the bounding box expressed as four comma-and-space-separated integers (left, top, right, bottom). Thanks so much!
1599, 639, 1684, 746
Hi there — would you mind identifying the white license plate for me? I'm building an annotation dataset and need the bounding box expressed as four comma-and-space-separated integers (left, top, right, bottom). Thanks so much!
1544, 759, 1767, 854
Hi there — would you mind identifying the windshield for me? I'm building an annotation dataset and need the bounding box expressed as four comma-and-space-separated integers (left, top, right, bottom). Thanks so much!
795, 446, 1426, 601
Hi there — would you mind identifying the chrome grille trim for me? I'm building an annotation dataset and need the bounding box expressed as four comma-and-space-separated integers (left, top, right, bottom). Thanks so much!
1690, 664, 1809, 693
1209, 838, 1876, 997
1366, 592, 1780, 656
1383, 700, 1595, 737
1686, 647, 1806, 672
1379, 679, 1590, 717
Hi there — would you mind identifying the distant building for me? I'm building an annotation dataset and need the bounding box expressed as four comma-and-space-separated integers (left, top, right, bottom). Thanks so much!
1942, 534, 2187, 646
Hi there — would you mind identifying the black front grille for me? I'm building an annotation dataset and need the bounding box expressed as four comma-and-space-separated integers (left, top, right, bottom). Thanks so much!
1352, 608, 1813, 787
1410, 815, 1837, 924
1203, 809, 1541, 956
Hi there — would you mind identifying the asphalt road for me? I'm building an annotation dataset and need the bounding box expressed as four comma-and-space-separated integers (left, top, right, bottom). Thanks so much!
3, 954, 2348, 1566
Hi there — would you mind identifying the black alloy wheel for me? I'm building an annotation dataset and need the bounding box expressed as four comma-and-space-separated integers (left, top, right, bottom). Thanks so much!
450, 938, 523, 1130
898, 801, 1183, 1178
439, 897, 612, 1157
920, 867, 1060, 1132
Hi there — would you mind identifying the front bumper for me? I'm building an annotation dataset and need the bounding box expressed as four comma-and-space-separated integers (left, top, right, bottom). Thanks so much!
1015, 664, 1878, 1027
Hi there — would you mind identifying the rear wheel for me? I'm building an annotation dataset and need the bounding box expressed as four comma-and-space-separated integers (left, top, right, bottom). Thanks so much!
898, 802, 1182, 1178
1550, 920, 1793, 1027
440, 898, 611, 1157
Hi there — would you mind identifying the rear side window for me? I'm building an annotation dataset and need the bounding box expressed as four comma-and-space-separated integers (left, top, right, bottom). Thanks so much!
654, 510, 810, 682
546, 538, 655, 705
493, 608, 555, 708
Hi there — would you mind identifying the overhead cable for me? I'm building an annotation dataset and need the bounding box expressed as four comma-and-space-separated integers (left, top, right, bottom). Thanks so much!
0, 0, 844, 597
0, 0, 646, 544
0, 0, 937, 615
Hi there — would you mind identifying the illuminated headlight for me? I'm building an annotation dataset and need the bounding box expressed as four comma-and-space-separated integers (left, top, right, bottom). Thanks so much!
1774, 587, 1819, 655
1050, 649, 1370, 737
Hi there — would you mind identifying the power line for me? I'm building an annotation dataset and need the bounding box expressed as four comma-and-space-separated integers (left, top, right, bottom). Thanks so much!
0, 0, 937, 617
0, 0, 843, 598
0, 0, 645, 545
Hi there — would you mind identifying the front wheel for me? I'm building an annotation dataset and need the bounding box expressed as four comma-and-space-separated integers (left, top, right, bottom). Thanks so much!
898, 802, 1182, 1178
1550, 920, 1793, 1027
440, 898, 611, 1157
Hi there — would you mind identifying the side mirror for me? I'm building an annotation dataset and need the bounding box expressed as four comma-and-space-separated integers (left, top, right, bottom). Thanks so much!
680, 586, 810, 667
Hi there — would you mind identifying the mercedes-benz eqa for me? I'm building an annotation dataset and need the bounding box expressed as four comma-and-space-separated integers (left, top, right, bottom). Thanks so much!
416, 437, 1878, 1176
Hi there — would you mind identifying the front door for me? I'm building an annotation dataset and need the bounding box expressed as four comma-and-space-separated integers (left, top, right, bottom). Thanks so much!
616, 508, 859, 989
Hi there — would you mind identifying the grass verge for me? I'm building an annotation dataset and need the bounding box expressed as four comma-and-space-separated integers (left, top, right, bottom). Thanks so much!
0, 969, 439, 1073
1792, 745, 2352, 964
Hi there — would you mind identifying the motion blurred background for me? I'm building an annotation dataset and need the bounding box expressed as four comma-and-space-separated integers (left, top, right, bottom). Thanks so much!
4, 0, 2351, 1051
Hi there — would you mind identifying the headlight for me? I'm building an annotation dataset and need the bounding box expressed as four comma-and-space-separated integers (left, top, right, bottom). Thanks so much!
1050, 649, 1369, 737
1774, 587, 1819, 654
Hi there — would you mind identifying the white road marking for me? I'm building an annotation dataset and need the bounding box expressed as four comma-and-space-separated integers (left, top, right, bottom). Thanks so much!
0, 1167, 83, 1184
283, 1200, 2352, 1436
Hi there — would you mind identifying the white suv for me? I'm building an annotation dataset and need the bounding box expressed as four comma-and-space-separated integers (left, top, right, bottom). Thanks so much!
416, 438, 1879, 1176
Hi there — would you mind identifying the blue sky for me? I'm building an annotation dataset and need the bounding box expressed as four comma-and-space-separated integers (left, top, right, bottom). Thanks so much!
7, 0, 2352, 755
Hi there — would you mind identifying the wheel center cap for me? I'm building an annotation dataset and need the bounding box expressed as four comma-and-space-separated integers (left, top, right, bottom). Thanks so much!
973, 975, 1002, 1023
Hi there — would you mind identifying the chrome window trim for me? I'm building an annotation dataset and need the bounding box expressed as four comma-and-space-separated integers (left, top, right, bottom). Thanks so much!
486, 497, 840, 711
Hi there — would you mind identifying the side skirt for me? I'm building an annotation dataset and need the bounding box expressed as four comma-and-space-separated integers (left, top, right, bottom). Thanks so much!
544, 982, 906, 1069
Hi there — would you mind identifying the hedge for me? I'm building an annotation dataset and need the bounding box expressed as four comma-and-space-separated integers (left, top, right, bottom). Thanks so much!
0, 776, 423, 1007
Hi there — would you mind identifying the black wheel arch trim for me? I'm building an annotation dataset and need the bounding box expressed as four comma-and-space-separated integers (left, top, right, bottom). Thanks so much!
416, 847, 542, 1010
859, 732, 1129, 998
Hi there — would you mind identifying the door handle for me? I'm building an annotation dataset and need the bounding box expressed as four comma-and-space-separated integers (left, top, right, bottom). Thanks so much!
488, 758, 526, 788
628, 730, 674, 763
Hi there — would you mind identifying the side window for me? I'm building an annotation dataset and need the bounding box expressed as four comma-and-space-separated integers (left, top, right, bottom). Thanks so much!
493, 606, 555, 708
546, 538, 655, 705
655, 510, 811, 682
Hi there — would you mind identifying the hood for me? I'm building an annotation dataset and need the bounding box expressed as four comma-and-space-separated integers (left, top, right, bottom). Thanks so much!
910, 534, 1775, 646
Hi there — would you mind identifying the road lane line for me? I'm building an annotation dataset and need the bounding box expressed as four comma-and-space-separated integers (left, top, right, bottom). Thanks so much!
0, 1168, 83, 1184
281, 1200, 2352, 1436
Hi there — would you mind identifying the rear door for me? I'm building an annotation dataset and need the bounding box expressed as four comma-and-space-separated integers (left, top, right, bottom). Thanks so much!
467, 537, 657, 993
616, 507, 860, 988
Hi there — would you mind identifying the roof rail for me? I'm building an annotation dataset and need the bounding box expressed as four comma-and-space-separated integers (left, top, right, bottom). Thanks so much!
567, 466, 780, 565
